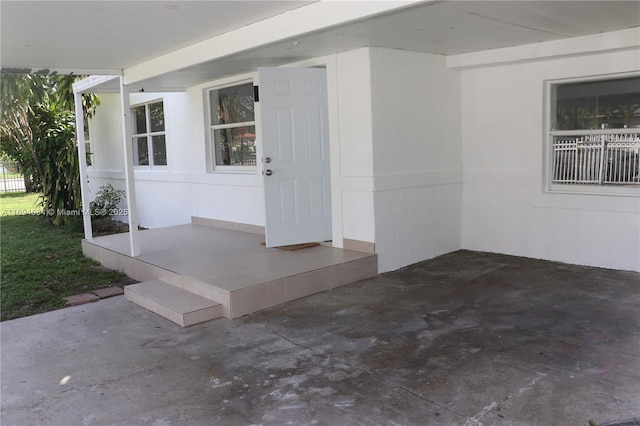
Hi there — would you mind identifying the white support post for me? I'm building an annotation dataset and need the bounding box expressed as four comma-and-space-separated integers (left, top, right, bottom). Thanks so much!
74, 91, 93, 241
119, 76, 140, 257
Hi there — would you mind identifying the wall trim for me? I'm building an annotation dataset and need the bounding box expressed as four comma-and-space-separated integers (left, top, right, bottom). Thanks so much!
87, 170, 124, 180
373, 169, 462, 192
88, 169, 262, 187
191, 216, 265, 235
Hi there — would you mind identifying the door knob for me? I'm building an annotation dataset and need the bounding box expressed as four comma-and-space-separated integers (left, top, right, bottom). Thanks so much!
264, 157, 271, 164
264, 169, 273, 176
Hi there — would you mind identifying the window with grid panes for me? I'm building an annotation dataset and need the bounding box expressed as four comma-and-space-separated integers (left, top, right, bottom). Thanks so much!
207, 83, 256, 170
132, 101, 167, 168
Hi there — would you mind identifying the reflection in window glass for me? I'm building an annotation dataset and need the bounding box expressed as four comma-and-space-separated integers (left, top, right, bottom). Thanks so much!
149, 102, 165, 132
83, 120, 92, 166
553, 76, 640, 130
210, 83, 254, 126
213, 126, 256, 166
133, 105, 147, 134
549, 75, 640, 187
131, 101, 166, 168
135, 137, 149, 165
85, 142, 92, 166
83, 120, 91, 141
152, 135, 167, 166
208, 83, 256, 168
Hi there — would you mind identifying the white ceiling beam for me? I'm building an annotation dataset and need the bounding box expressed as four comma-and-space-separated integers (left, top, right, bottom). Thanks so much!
447, 27, 640, 70
1, 67, 122, 77
73, 75, 121, 94
123, 0, 425, 85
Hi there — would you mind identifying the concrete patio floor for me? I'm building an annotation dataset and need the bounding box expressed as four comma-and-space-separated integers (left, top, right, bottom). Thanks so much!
1, 250, 639, 425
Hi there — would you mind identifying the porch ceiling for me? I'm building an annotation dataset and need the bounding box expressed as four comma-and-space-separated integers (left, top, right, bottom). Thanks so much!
2, 1, 639, 91
0, 0, 315, 74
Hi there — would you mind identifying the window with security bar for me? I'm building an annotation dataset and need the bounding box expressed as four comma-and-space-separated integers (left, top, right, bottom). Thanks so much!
549, 75, 640, 186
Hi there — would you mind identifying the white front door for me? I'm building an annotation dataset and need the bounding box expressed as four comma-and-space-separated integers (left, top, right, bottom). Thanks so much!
258, 67, 332, 247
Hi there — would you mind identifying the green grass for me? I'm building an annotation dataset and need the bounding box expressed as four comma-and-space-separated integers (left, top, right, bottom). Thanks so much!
1, 171, 22, 179
1, 192, 133, 321
0, 191, 41, 215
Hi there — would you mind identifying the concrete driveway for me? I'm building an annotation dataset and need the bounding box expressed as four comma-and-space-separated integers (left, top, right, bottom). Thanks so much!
1, 251, 639, 425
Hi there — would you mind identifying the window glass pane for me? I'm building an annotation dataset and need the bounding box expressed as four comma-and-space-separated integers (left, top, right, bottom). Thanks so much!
214, 128, 232, 166
149, 102, 165, 132
85, 142, 92, 166
134, 137, 149, 165
210, 83, 255, 126
133, 105, 147, 134
553, 76, 640, 130
83, 120, 90, 140
213, 126, 256, 166
152, 135, 167, 166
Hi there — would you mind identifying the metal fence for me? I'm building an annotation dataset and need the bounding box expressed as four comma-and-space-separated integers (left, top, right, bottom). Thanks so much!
0, 161, 26, 193
552, 133, 640, 185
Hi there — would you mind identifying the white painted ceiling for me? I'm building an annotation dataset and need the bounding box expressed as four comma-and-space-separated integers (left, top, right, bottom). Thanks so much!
1, 1, 639, 90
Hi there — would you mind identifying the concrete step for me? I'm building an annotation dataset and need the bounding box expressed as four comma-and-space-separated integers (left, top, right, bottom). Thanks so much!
124, 280, 223, 327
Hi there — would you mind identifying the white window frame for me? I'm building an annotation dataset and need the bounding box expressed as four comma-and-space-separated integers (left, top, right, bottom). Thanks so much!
544, 72, 640, 197
205, 79, 257, 173
84, 118, 93, 169
131, 99, 168, 170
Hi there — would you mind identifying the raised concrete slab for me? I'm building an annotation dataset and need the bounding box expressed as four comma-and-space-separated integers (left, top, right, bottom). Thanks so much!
83, 224, 377, 321
124, 280, 223, 327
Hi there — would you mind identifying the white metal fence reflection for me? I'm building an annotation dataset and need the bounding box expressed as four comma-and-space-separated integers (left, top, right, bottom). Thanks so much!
552, 133, 640, 185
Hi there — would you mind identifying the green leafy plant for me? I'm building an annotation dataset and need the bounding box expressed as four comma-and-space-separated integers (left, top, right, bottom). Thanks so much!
89, 184, 125, 218
0, 74, 100, 223
35, 102, 81, 225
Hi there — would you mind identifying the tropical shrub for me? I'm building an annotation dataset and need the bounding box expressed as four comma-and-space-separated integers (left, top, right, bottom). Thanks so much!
89, 184, 125, 218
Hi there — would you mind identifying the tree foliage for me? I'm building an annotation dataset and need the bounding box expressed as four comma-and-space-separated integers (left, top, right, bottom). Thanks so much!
0, 73, 99, 224
33, 103, 81, 224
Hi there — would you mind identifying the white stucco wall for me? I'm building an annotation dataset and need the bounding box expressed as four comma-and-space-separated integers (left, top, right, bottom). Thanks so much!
369, 48, 462, 272
459, 47, 640, 272
332, 49, 376, 246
